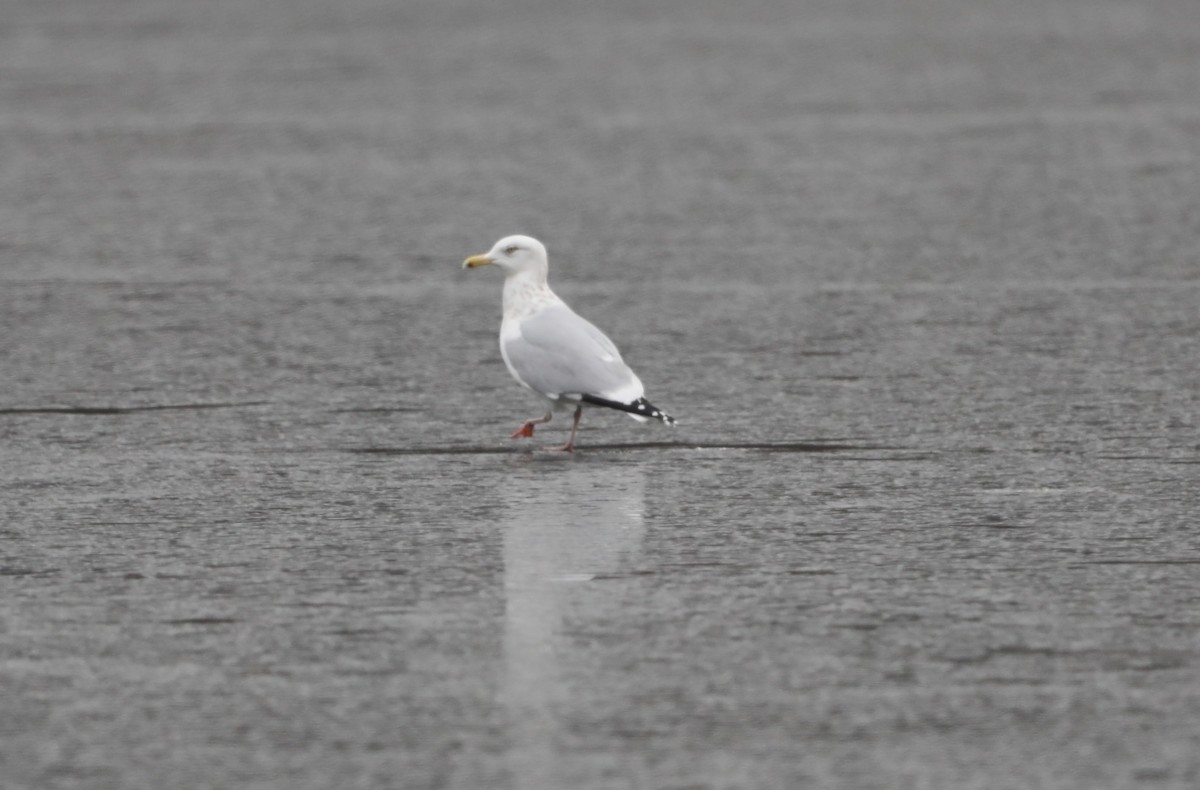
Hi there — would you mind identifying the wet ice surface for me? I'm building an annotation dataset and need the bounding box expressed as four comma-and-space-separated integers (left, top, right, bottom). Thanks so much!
5, 279, 1199, 789
4, 0, 1200, 788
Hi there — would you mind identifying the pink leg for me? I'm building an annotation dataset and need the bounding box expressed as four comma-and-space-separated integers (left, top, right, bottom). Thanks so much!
544, 406, 582, 452
512, 410, 552, 439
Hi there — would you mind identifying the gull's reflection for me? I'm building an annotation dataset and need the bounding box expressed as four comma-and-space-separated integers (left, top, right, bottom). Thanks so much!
499, 458, 647, 789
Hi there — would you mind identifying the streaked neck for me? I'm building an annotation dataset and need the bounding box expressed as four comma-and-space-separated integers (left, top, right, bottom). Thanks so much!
502, 268, 558, 321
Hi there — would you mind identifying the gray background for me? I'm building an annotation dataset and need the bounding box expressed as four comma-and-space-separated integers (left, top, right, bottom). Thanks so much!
2, 0, 1199, 788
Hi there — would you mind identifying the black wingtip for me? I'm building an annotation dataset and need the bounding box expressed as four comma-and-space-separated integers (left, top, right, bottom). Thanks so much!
580, 394, 677, 425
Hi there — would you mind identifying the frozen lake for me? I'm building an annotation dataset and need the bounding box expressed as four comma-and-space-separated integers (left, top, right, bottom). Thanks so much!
3, 1, 1199, 788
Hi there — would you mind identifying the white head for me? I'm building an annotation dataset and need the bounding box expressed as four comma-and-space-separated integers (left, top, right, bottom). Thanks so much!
462, 235, 548, 278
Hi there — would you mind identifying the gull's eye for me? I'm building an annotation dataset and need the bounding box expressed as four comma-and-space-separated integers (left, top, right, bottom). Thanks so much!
504, 245, 519, 255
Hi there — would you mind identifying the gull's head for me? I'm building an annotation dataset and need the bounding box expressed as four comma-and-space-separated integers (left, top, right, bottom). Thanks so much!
463, 235, 548, 276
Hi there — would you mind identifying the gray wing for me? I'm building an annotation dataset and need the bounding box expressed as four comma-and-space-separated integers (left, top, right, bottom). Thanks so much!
502, 304, 643, 400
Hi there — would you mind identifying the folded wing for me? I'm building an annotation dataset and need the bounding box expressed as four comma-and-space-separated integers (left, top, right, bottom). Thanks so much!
502, 304, 644, 403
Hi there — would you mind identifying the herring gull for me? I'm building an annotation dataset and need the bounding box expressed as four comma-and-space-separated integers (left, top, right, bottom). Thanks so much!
463, 235, 676, 451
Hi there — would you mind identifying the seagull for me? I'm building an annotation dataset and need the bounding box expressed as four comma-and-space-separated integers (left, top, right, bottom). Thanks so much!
463, 235, 676, 452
